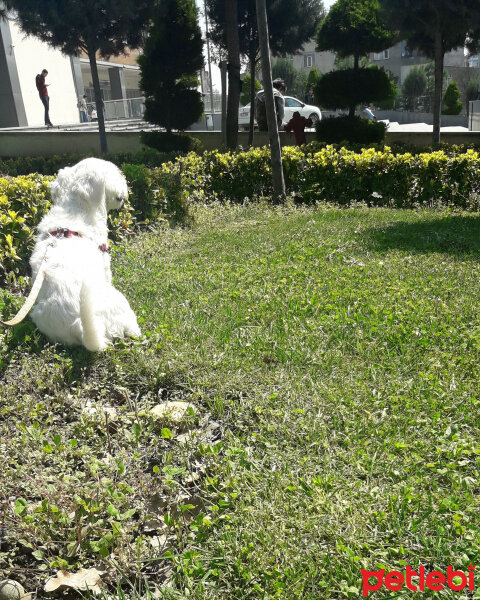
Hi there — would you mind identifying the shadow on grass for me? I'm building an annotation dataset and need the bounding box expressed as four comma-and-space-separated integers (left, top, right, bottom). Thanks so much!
0, 318, 96, 382
365, 214, 480, 257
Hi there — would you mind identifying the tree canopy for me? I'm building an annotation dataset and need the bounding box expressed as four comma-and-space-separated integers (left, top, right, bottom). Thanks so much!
315, 0, 396, 116
206, 0, 325, 60
138, 0, 204, 132
4, 0, 156, 153
316, 0, 395, 66
402, 66, 427, 110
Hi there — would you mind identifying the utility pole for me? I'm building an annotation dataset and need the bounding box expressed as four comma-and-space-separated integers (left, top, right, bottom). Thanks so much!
255, 0, 285, 201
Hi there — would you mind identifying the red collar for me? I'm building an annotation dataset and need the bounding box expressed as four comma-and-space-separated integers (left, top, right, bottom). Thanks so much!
49, 228, 108, 252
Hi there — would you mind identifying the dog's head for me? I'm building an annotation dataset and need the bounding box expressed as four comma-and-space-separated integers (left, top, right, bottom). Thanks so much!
50, 158, 128, 217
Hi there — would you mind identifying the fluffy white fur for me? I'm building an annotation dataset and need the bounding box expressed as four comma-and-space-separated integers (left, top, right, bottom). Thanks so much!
29, 158, 141, 352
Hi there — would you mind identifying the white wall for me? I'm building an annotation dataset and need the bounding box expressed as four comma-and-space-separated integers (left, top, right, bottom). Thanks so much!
9, 21, 79, 126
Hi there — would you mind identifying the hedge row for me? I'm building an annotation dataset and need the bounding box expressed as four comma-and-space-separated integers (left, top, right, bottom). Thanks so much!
0, 147, 178, 177
3, 145, 480, 284
153, 145, 480, 208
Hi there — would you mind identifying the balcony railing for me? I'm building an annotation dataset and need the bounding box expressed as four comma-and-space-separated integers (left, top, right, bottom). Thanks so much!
87, 97, 145, 121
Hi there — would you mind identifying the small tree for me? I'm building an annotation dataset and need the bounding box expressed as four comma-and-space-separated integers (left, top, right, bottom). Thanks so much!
272, 58, 297, 94
402, 66, 427, 111
466, 78, 479, 118
306, 67, 320, 95
316, 0, 396, 117
5, 0, 156, 154
442, 81, 462, 115
138, 0, 204, 135
240, 74, 261, 106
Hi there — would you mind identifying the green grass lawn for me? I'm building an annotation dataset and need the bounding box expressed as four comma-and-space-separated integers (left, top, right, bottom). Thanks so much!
2, 203, 480, 599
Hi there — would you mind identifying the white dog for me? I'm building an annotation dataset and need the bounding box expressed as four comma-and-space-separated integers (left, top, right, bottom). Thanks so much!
29, 158, 141, 351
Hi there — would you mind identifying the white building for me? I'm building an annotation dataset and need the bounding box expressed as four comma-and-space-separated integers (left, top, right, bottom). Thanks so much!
0, 13, 142, 128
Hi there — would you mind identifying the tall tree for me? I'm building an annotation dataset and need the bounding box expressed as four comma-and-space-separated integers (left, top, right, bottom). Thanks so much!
256, 0, 285, 201
138, 0, 204, 133
379, 0, 480, 146
4, 0, 156, 154
316, 0, 395, 117
225, 0, 241, 148
206, 0, 324, 145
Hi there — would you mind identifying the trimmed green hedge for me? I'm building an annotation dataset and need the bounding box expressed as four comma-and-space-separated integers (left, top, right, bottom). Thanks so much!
152, 145, 480, 208
0, 147, 178, 177
3, 145, 480, 284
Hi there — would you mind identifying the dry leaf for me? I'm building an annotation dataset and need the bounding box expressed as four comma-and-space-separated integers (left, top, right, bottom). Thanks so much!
44, 568, 103, 594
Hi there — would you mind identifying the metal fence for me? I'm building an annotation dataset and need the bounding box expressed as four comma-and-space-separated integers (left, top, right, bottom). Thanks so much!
87, 97, 145, 121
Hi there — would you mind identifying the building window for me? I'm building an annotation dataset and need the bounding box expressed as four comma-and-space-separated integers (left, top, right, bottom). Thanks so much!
304, 54, 314, 68
373, 50, 389, 60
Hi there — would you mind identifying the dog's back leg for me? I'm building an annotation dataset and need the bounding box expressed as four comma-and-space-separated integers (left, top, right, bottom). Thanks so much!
80, 281, 108, 352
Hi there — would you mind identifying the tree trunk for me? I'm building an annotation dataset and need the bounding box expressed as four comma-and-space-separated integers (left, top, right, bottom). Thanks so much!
432, 23, 444, 148
255, 0, 285, 202
349, 52, 360, 119
220, 60, 227, 146
225, 0, 241, 149
248, 46, 257, 146
88, 46, 108, 155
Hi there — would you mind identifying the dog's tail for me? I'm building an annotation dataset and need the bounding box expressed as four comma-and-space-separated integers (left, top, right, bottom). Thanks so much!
80, 281, 108, 352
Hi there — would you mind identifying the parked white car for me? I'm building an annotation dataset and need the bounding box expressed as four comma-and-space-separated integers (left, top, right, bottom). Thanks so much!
239, 95, 322, 130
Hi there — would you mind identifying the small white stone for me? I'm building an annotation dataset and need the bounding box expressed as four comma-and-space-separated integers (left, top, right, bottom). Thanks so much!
0, 580, 25, 600
150, 401, 196, 425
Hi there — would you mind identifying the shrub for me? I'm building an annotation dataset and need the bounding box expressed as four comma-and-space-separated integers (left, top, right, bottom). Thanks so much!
140, 131, 203, 154
0, 175, 52, 283
0, 148, 177, 177
315, 67, 397, 111
315, 115, 387, 144
442, 82, 462, 115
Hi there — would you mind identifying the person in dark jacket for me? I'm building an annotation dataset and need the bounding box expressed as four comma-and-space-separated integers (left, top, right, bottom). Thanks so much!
284, 111, 312, 146
36, 69, 53, 127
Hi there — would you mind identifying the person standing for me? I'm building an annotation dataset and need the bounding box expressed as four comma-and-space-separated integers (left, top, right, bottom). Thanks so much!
362, 104, 377, 121
35, 69, 53, 127
255, 78, 286, 131
284, 111, 313, 146
78, 94, 88, 123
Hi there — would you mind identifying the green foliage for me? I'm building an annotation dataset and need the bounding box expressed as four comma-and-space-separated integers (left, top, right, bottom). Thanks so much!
4, 0, 155, 58
306, 67, 320, 93
0, 148, 177, 177
466, 78, 479, 107
402, 65, 427, 111
315, 66, 397, 110
315, 115, 387, 144
442, 81, 462, 115
138, 0, 204, 132
316, 0, 395, 60
240, 74, 261, 106
144, 145, 480, 209
0, 175, 52, 283
140, 131, 203, 154
206, 0, 325, 60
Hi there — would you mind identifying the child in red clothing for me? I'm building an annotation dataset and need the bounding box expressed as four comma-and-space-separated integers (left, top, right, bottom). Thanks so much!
284, 111, 312, 146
